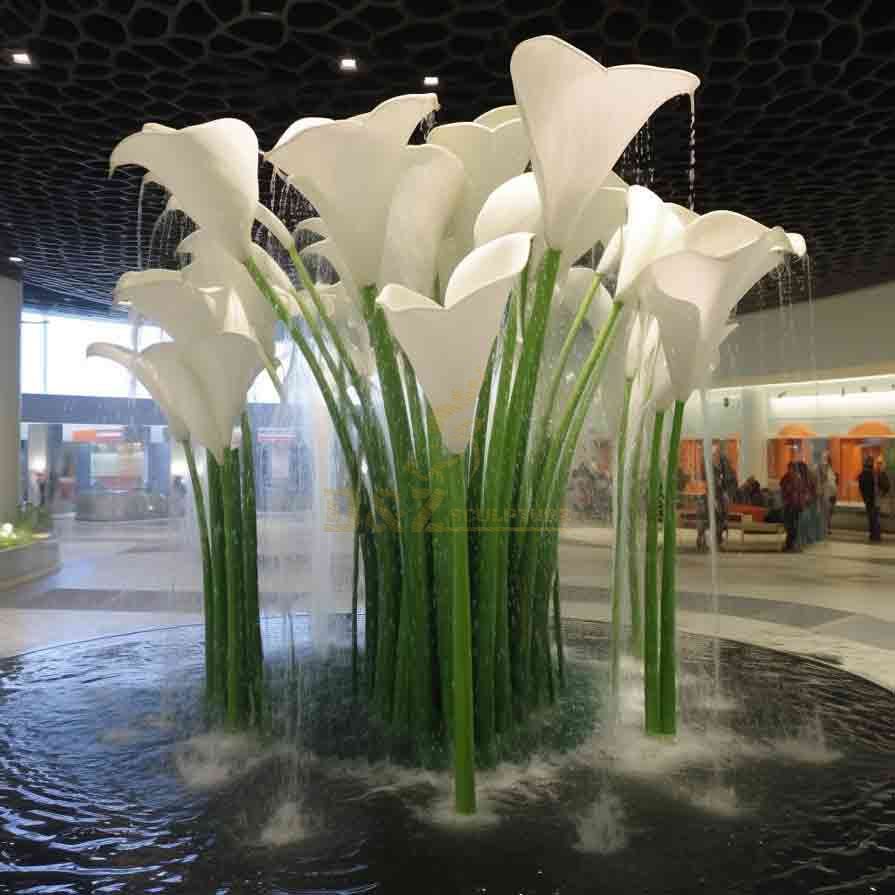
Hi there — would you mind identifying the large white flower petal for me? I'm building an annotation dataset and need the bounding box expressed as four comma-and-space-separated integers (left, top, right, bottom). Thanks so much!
253, 201, 293, 252
474, 104, 521, 128
293, 216, 330, 240
511, 36, 699, 253
565, 186, 628, 267
638, 228, 792, 401
378, 232, 532, 452
186, 333, 266, 460
379, 143, 465, 296
266, 95, 439, 288
617, 185, 687, 297
474, 172, 543, 248
111, 119, 259, 262
429, 117, 529, 267
178, 231, 279, 356
114, 270, 219, 344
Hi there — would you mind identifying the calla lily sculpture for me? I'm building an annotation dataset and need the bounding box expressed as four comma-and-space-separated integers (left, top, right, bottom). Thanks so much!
94, 33, 808, 815
88, 334, 264, 727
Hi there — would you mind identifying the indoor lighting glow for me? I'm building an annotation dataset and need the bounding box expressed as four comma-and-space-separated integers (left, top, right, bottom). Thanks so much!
423, 75, 439, 86
11, 51, 32, 66
8, 256, 23, 263
340, 57, 358, 72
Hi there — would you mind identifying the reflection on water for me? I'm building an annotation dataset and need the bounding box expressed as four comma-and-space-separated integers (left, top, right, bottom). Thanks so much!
0, 622, 894, 894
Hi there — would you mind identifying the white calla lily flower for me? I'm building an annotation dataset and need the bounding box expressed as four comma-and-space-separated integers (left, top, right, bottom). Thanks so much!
475, 171, 627, 281
88, 334, 264, 462
111, 119, 259, 262
266, 94, 439, 290
379, 143, 465, 297
510, 36, 699, 254
598, 186, 808, 308
428, 111, 529, 279
114, 269, 248, 346
377, 233, 533, 453
637, 227, 792, 404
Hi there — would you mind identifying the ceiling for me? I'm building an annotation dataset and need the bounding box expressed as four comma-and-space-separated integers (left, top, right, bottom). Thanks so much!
2, 0, 895, 316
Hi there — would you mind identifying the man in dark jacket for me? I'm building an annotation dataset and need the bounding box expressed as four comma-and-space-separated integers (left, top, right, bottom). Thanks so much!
780, 461, 804, 552
858, 457, 890, 543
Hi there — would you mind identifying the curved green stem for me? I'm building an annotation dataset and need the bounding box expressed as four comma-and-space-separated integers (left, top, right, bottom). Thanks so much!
609, 376, 634, 702
222, 448, 246, 728
660, 399, 686, 736
184, 440, 215, 704
240, 412, 263, 720
206, 453, 228, 713
644, 409, 665, 735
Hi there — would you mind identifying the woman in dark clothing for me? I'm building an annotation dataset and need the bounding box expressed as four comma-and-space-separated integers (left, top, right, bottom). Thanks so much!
780, 461, 804, 552
858, 457, 890, 543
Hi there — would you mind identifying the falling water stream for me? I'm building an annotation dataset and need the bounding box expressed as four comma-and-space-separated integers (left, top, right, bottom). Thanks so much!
136, 177, 146, 270
698, 389, 722, 694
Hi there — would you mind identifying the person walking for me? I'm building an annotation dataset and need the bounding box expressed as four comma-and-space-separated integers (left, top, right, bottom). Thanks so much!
818, 452, 837, 535
858, 456, 890, 543
780, 461, 804, 552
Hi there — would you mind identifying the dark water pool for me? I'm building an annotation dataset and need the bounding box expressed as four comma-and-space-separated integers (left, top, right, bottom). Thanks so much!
0, 621, 893, 894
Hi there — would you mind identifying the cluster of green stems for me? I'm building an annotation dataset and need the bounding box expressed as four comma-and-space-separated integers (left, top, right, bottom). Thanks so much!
610, 376, 687, 736
184, 412, 264, 728
242, 241, 625, 813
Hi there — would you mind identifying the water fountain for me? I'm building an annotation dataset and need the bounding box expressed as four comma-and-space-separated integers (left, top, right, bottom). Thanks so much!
2, 34, 894, 894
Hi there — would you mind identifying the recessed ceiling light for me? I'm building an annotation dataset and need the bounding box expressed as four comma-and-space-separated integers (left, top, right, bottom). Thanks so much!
11, 51, 32, 66
9, 256, 23, 263
423, 75, 439, 87
340, 57, 358, 72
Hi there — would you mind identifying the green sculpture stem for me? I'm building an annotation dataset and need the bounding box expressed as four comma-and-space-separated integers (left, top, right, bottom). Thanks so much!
441, 445, 476, 814
660, 399, 686, 736
183, 439, 215, 704
206, 453, 228, 713
240, 412, 263, 720
474, 290, 518, 757
644, 409, 665, 735
627, 428, 644, 658
536, 272, 602, 461
287, 245, 367, 396
221, 447, 246, 728
609, 376, 634, 701
503, 249, 561, 713
520, 300, 625, 691
359, 284, 432, 740
245, 257, 359, 490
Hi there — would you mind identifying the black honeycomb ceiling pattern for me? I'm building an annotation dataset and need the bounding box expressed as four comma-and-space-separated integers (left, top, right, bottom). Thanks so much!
2, 0, 895, 316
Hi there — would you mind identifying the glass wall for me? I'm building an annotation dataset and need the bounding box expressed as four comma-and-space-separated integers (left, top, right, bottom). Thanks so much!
19, 310, 310, 520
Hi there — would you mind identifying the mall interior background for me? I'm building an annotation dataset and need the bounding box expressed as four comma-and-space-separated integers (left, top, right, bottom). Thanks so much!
11, 277, 895, 531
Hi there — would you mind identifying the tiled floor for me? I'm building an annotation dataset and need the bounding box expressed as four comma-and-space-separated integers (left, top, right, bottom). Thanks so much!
1, 515, 893, 690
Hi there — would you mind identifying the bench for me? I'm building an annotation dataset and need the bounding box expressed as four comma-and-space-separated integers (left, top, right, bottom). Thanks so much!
677, 510, 785, 549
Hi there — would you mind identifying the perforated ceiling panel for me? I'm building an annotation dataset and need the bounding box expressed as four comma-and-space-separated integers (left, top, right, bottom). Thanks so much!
1, 1, 895, 315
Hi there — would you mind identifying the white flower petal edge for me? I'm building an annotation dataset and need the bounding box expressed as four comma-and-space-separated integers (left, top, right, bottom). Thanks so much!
114, 270, 221, 344
110, 119, 259, 262
511, 35, 699, 254
380, 144, 465, 297
187, 333, 266, 459
428, 115, 529, 272
377, 232, 533, 453
266, 94, 439, 289
474, 172, 628, 282
639, 228, 792, 403
474, 104, 521, 129
86, 342, 216, 452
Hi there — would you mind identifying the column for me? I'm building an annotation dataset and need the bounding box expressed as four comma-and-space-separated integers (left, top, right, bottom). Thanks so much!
26, 423, 49, 505
0, 274, 22, 520
740, 388, 769, 484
